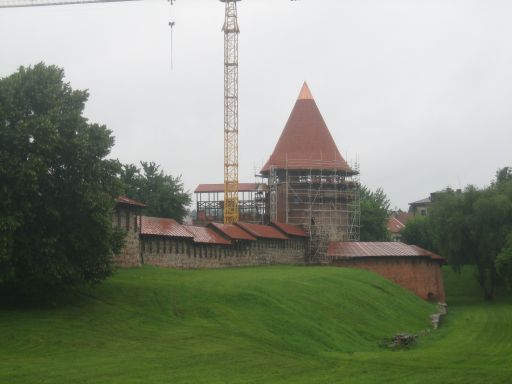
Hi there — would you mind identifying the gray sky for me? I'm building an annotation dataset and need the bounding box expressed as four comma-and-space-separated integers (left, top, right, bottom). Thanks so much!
1, 0, 511, 210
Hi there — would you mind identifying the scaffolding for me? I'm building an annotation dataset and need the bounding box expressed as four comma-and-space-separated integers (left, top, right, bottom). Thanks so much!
268, 158, 360, 262
195, 184, 267, 225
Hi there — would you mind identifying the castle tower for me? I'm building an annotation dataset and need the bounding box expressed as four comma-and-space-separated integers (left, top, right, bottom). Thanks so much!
261, 82, 360, 260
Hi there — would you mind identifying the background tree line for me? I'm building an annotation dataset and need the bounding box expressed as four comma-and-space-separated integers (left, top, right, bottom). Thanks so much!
119, 162, 191, 222
402, 167, 512, 300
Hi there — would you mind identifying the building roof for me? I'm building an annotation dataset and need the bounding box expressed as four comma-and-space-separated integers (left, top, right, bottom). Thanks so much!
395, 211, 412, 226
327, 241, 446, 263
271, 222, 308, 238
139, 216, 193, 238
235, 222, 288, 240
116, 195, 147, 208
208, 222, 257, 241
409, 245, 445, 262
387, 217, 406, 234
260, 82, 354, 175
186, 226, 232, 245
194, 183, 267, 194
409, 197, 431, 206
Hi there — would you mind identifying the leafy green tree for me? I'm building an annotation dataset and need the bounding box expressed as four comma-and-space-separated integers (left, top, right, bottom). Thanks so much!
496, 234, 512, 289
401, 215, 436, 251
494, 166, 512, 186
360, 186, 391, 241
0, 63, 123, 293
429, 169, 512, 300
120, 162, 191, 222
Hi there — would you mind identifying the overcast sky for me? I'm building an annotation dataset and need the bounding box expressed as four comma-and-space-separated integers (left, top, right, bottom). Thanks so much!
1, 0, 511, 210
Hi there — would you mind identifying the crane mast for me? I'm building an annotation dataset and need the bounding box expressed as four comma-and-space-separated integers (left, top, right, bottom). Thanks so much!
221, 0, 240, 224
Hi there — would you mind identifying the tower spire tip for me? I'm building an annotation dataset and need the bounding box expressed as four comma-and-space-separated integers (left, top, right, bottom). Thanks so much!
297, 82, 313, 100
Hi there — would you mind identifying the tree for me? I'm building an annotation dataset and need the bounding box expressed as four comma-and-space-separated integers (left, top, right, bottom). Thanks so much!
0, 63, 123, 293
119, 162, 191, 222
496, 234, 512, 289
495, 166, 512, 186
360, 186, 391, 241
429, 169, 512, 300
401, 215, 436, 251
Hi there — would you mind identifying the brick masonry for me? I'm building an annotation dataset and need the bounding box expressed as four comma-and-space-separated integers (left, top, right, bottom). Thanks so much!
331, 257, 446, 302
141, 237, 306, 268
112, 206, 142, 267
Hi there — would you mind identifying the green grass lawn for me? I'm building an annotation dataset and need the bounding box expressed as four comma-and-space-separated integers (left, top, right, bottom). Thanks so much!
1, 265, 511, 383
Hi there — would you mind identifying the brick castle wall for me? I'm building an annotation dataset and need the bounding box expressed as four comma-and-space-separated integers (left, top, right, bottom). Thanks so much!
141, 237, 306, 268
112, 206, 141, 267
111, 206, 446, 303
331, 257, 446, 302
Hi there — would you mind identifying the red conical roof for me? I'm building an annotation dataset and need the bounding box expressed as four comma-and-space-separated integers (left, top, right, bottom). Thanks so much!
261, 82, 353, 174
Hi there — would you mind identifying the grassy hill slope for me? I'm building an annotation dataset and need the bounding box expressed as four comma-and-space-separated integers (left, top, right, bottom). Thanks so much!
1, 266, 511, 383
1, 266, 434, 383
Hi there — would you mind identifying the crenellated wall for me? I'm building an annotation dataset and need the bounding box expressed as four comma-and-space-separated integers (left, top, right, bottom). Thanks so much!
111, 205, 446, 303
141, 237, 306, 269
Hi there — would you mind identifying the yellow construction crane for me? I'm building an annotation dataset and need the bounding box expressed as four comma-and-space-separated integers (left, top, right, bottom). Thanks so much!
0, 0, 295, 224
220, 0, 239, 224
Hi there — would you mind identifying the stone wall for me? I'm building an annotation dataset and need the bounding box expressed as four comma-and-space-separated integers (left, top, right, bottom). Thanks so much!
141, 237, 307, 268
112, 206, 141, 267
331, 257, 446, 302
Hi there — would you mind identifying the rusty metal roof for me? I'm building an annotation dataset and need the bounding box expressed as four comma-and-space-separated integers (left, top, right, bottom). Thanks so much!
194, 183, 268, 194
209, 222, 257, 241
235, 222, 288, 240
271, 221, 308, 238
409, 245, 446, 262
116, 195, 147, 208
261, 82, 354, 175
139, 216, 193, 238
327, 242, 446, 263
186, 226, 231, 245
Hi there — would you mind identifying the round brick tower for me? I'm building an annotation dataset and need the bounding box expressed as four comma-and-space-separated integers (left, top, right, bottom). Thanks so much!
260, 83, 360, 260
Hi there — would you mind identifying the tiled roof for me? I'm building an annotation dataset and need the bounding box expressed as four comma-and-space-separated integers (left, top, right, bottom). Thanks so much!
395, 212, 412, 226
387, 217, 405, 234
235, 222, 288, 240
186, 226, 231, 245
116, 195, 147, 208
209, 222, 256, 241
194, 183, 268, 193
271, 222, 308, 238
139, 216, 193, 238
261, 82, 354, 175
327, 242, 446, 263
